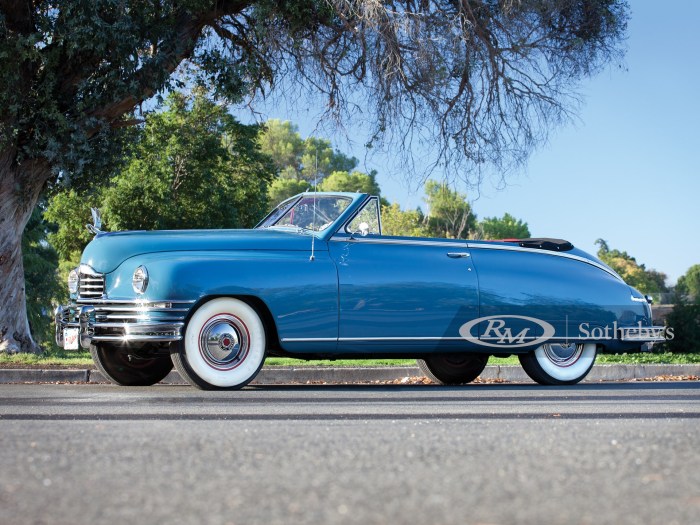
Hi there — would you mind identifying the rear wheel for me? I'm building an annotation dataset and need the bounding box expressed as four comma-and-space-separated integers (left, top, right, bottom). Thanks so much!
90, 344, 173, 386
417, 354, 489, 385
519, 343, 597, 385
171, 298, 266, 390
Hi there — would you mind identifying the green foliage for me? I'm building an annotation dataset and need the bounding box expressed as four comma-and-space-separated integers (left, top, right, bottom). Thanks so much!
676, 265, 700, 302
381, 204, 429, 237
1, 0, 232, 176
595, 239, 668, 294
46, 91, 274, 269
258, 120, 306, 176
102, 92, 273, 231
479, 213, 530, 240
318, 171, 381, 195
423, 181, 476, 239
267, 178, 311, 205
663, 304, 700, 353
43, 189, 98, 265
259, 119, 358, 183
22, 207, 63, 345
662, 265, 700, 353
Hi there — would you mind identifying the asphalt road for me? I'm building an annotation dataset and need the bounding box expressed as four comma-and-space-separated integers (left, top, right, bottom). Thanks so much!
1, 382, 699, 525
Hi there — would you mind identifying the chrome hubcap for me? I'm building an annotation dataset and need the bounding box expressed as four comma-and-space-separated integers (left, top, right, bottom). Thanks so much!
542, 343, 583, 367
199, 314, 249, 368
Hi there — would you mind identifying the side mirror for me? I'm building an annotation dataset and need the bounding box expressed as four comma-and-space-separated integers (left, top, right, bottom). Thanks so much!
358, 222, 370, 237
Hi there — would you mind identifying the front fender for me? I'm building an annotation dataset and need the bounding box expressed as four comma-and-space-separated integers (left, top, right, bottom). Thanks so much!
105, 250, 339, 343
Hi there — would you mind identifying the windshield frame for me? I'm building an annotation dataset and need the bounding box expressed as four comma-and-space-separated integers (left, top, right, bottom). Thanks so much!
255, 194, 303, 229
256, 193, 365, 238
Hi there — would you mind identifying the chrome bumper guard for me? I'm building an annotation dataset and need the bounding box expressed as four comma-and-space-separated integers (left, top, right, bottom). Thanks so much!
618, 326, 667, 343
55, 299, 195, 349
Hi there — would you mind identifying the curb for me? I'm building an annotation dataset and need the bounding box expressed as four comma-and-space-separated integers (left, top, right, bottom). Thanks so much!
1, 364, 698, 385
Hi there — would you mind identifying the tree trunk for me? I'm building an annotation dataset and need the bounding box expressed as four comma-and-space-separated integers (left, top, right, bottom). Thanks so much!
0, 151, 50, 353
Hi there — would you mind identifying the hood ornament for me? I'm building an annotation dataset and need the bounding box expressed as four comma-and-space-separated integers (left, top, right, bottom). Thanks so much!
86, 207, 103, 235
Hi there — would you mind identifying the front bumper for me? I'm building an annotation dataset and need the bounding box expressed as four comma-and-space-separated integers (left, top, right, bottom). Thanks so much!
55, 299, 195, 349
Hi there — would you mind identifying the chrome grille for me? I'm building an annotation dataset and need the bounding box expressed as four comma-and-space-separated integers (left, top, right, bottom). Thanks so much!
79, 273, 105, 298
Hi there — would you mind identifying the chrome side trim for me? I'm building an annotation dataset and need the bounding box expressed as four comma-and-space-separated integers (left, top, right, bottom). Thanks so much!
329, 236, 467, 249
281, 337, 465, 343
466, 243, 624, 281
281, 338, 338, 343
340, 337, 465, 341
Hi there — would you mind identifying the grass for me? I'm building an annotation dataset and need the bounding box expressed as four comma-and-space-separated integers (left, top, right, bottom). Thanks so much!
1, 350, 698, 368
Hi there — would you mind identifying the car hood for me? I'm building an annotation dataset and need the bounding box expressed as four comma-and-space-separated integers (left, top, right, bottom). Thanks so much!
81, 228, 317, 274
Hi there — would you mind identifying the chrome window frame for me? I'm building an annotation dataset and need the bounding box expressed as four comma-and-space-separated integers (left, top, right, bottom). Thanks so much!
341, 196, 382, 236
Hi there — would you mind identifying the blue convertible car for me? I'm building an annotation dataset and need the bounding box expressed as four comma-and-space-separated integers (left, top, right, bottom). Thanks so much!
55, 192, 665, 389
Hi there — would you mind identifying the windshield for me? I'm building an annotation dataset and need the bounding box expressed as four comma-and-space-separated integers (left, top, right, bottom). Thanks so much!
257, 195, 353, 232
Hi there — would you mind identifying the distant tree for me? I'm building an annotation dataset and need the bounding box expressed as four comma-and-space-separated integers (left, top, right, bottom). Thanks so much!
479, 213, 531, 240
267, 178, 311, 205
301, 137, 358, 182
595, 239, 668, 294
664, 303, 700, 353
676, 265, 700, 302
259, 120, 358, 182
664, 265, 700, 353
258, 120, 306, 176
318, 170, 381, 195
381, 204, 429, 237
424, 181, 476, 239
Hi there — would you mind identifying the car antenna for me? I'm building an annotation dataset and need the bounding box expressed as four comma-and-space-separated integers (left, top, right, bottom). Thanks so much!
309, 153, 318, 262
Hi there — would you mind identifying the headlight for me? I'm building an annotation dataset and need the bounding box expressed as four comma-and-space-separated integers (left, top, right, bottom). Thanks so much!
132, 266, 149, 294
68, 269, 79, 295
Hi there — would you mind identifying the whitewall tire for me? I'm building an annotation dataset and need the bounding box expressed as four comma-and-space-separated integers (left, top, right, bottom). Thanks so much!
518, 343, 597, 385
172, 298, 266, 390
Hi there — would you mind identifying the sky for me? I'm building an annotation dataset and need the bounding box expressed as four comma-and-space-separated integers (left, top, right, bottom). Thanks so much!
236, 1, 700, 284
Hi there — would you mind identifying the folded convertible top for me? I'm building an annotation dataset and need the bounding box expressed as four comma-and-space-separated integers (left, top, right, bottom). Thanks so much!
502, 238, 574, 252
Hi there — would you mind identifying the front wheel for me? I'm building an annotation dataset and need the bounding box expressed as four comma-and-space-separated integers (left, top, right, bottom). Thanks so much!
417, 354, 489, 385
518, 343, 597, 385
171, 298, 266, 390
90, 344, 173, 386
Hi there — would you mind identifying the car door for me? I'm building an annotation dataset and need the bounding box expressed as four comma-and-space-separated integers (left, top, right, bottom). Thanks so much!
328, 202, 479, 353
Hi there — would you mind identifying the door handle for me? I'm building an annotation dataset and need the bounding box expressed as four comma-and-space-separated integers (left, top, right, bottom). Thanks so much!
446, 252, 470, 258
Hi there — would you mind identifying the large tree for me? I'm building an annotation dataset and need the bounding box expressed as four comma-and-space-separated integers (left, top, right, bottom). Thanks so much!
0, 1, 628, 351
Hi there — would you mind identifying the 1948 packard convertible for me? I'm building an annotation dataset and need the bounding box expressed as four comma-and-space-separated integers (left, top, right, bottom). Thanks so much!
55, 192, 666, 389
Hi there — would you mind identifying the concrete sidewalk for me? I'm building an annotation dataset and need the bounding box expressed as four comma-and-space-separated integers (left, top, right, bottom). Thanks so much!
1, 364, 698, 385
